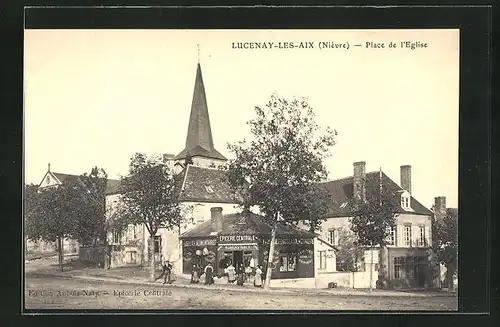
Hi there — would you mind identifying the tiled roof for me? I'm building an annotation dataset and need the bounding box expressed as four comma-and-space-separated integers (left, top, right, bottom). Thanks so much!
178, 165, 242, 204
179, 211, 316, 239
317, 171, 433, 217
52, 172, 121, 196
175, 63, 227, 161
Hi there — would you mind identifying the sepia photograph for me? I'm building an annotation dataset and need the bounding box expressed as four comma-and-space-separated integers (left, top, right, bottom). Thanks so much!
24, 28, 459, 311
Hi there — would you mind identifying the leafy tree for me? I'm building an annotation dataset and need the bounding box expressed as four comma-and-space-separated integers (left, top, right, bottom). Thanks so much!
75, 167, 108, 247
432, 208, 458, 291
25, 180, 81, 271
119, 153, 183, 281
226, 93, 336, 288
348, 174, 401, 290
335, 228, 364, 272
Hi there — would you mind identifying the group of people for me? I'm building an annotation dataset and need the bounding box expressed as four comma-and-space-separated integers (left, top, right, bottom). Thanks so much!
221, 261, 264, 287
189, 261, 264, 287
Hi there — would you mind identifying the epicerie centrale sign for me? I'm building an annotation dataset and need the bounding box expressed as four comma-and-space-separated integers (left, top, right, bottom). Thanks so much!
217, 235, 258, 244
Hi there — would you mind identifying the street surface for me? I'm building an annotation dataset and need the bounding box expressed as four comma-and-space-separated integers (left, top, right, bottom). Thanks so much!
25, 274, 458, 310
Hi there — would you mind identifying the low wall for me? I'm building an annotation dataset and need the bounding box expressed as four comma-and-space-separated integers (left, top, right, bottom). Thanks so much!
269, 277, 316, 289
79, 245, 105, 266
315, 270, 377, 289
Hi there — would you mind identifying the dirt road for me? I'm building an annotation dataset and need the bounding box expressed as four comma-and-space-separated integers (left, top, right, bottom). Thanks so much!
24, 274, 458, 311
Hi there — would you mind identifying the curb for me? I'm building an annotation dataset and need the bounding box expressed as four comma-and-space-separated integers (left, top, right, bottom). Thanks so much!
31, 272, 455, 298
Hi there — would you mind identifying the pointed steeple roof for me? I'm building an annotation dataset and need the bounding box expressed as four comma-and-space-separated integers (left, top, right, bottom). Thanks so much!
175, 63, 227, 161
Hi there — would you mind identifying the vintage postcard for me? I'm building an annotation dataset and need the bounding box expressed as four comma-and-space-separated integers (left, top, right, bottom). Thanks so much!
24, 28, 459, 311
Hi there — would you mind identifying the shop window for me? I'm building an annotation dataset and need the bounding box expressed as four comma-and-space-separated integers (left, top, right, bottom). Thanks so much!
318, 251, 327, 270
394, 256, 406, 279
279, 252, 297, 272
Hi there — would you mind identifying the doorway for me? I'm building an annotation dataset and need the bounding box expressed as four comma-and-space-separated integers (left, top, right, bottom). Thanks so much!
233, 251, 243, 269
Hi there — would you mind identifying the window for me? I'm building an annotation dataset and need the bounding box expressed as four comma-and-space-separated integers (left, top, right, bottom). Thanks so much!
394, 257, 406, 279
401, 195, 410, 208
154, 236, 161, 254
404, 225, 412, 246
318, 251, 327, 270
328, 229, 338, 246
389, 226, 397, 246
133, 225, 137, 239
418, 226, 426, 246
112, 230, 121, 244
279, 252, 297, 272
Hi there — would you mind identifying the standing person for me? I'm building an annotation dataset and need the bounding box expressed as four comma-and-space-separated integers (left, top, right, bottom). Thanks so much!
236, 263, 244, 286
204, 262, 214, 285
254, 265, 263, 288
162, 260, 172, 284
191, 264, 200, 284
227, 263, 236, 283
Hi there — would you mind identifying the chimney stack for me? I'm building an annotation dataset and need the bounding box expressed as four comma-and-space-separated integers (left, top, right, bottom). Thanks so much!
434, 196, 446, 221
400, 165, 412, 194
210, 207, 223, 234
353, 161, 366, 201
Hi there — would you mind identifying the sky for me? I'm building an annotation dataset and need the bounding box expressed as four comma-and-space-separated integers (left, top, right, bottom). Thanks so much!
24, 29, 459, 208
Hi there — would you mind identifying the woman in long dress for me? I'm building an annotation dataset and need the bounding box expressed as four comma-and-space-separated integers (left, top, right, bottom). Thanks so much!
227, 263, 236, 283
204, 262, 214, 285
254, 266, 263, 287
236, 263, 244, 286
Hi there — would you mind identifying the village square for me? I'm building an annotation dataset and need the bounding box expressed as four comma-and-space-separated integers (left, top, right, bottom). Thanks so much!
24, 30, 459, 311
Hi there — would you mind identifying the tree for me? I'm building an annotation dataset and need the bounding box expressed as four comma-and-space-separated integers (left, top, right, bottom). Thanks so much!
119, 153, 183, 281
432, 208, 458, 291
348, 173, 401, 290
335, 228, 364, 272
75, 167, 108, 247
226, 93, 336, 289
25, 180, 80, 271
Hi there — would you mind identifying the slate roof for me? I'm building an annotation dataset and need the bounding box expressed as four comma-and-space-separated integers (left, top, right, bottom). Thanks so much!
179, 211, 316, 239
51, 172, 121, 196
175, 63, 227, 161
178, 165, 242, 204
316, 171, 433, 217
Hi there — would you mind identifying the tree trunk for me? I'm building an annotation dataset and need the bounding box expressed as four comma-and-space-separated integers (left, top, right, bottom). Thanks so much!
446, 264, 454, 292
264, 224, 277, 289
369, 245, 373, 292
378, 245, 388, 287
149, 235, 156, 282
57, 236, 64, 272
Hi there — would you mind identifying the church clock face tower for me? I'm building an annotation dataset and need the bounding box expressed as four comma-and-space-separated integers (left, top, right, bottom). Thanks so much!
173, 62, 227, 169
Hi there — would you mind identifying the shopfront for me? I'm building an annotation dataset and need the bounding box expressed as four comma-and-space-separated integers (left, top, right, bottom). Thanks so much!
179, 210, 317, 281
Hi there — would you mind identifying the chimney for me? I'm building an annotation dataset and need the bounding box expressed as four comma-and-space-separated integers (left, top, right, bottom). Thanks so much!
353, 161, 366, 201
434, 196, 446, 221
210, 207, 223, 234
400, 165, 411, 194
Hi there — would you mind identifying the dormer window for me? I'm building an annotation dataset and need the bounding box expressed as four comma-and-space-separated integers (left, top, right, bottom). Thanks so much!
205, 185, 214, 194
400, 190, 411, 210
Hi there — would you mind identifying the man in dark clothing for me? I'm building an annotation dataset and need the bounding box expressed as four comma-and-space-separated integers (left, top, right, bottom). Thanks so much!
162, 260, 172, 284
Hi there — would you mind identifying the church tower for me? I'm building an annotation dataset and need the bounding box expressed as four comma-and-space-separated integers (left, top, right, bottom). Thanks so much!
174, 62, 227, 168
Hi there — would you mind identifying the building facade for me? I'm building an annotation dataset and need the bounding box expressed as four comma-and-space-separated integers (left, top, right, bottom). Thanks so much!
312, 161, 435, 288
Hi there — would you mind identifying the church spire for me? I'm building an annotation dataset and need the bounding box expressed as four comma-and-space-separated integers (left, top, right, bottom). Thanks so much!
174, 61, 227, 163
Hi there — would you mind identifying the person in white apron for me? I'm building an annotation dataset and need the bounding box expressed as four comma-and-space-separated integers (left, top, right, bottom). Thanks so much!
254, 265, 263, 287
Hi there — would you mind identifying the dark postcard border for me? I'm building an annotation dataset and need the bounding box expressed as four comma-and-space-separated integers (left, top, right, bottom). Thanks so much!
5, 5, 493, 317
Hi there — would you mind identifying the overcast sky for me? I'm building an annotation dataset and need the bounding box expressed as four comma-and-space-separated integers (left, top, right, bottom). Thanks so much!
24, 29, 459, 208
